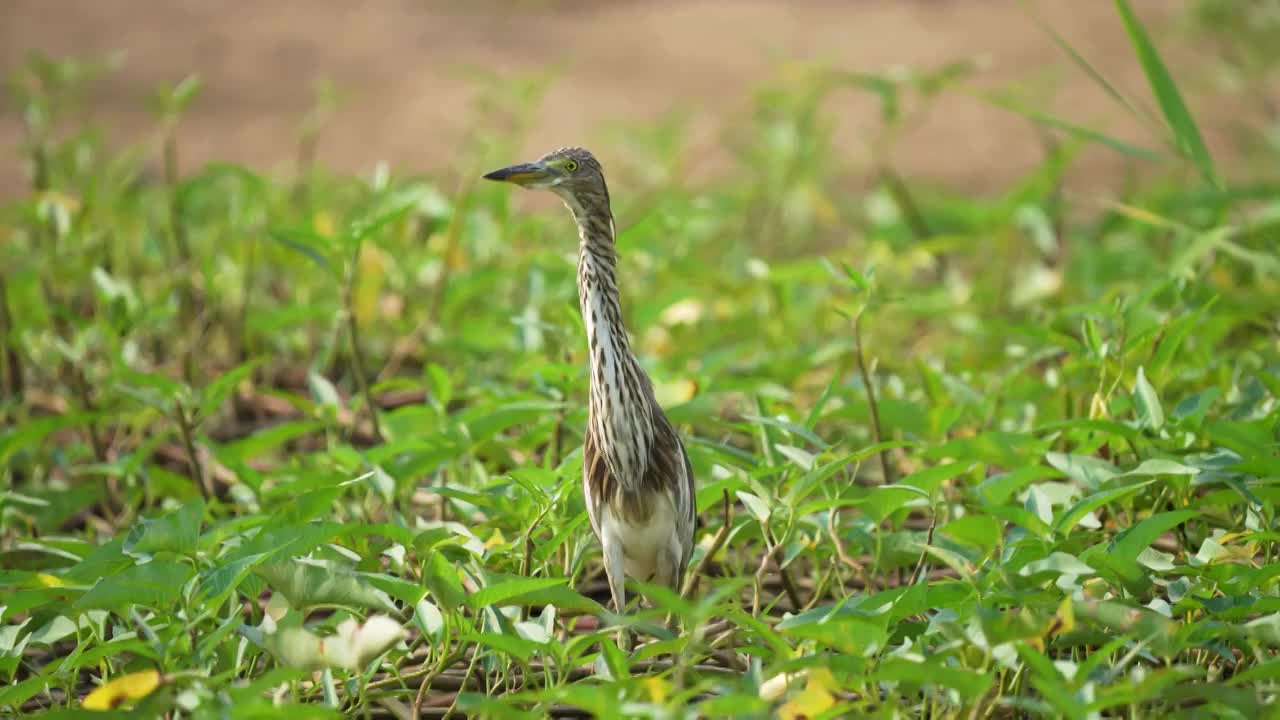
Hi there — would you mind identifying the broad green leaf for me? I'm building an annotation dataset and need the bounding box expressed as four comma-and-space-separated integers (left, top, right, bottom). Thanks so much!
196, 552, 272, 605
736, 490, 771, 524
1121, 459, 1198, 478
1053, 480, 1154, 535
1110, 510, 1198, 564
1132, 366, 1164, 431
254, 560, 396, 613
897, 461, 974, 495
422, 551, 467, 612
1045, 452, 1119, 490
466, 577, 567, 609
940, 514, 1002, 551
123, 498, 204, 558
875, 656, 993, 701
977, 465, 1063, 505
75, 561, 195, 611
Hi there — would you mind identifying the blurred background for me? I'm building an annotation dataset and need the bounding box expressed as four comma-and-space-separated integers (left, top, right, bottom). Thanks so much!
2, 0, 1272, 199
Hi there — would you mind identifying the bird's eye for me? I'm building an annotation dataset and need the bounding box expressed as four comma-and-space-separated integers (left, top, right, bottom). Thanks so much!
563, 159, 579, 172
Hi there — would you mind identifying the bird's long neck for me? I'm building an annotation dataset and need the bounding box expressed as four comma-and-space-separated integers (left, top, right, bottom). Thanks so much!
566, 193, 654, 487
569, 199, 630, 360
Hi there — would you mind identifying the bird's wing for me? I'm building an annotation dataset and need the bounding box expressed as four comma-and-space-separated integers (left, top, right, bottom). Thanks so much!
674, 436, 697, 578
642, 420, 697, 577
581, 424, 607, 539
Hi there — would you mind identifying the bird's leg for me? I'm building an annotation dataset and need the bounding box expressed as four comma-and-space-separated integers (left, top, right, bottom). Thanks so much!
601, 534, 632, 653
656, 550, 683, 637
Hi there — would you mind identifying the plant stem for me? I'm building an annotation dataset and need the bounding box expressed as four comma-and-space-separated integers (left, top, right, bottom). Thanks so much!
343, 240, 383, 443
173, 399, 211, 501
0, 274, 22, 401
854, 311, 894, 484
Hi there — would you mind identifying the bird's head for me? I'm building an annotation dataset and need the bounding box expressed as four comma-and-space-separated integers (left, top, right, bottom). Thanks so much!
482, 147, 608, 209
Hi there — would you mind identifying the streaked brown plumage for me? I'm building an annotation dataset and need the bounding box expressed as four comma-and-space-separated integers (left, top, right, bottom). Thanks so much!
483, 148, 697, 624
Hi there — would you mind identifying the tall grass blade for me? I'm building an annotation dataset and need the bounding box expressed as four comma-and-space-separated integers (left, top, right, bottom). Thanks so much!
1021, 0, 1160, 127
1114, 0, 1218, 187
983, 94, 1165, 162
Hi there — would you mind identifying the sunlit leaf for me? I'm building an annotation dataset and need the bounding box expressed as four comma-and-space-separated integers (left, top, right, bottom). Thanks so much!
82, 669, 163, 710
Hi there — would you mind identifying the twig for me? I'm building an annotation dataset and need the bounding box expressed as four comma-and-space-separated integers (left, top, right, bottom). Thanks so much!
70, 366, 122, 520
681, 489, 732, 599
827, 508, 874, 593
173, 399, 211, 502
906, 507, 937, 587
752, 542, 787, 617
853, 311, 893, 484
760, 522, 805, 611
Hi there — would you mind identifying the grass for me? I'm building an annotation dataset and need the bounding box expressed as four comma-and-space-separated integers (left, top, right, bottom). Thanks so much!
2, 3, 1279, 718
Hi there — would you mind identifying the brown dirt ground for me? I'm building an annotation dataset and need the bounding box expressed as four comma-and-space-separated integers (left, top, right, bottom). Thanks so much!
0, 0, 1253, 200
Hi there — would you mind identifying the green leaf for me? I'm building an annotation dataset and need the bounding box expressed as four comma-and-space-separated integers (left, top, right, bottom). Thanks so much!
75, 560, 195, 611
1045, 452, 1120, 490
897, 462, 974, 495
977, 465, 1063, 505
123, 498, 204, 557
1114, 0, 1217, 186
254, 560, 397, 613
736, 491, 772, 524
0, 676, 48, 709
197, 359, 260, 421
1109, 510, 1198, 565
1132, 366, 1164, 431
196, 552, 273, 605
346, 186, 428, 243
780, 612, 889, 656
875, 656, 993, 701
984, 94, 1164, 162
270, 227, 334, 274
1053, 480, 1154, 535
422, 551, 467, 612
1121, 459, 1198, 478
466, 577, 567, 609
0, 414, 93, 468
940, 514, 1002, 551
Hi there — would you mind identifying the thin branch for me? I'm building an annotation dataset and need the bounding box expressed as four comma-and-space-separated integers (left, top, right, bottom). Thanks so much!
173, 399, 211, 502
907, 508, 937, 587
752, 542, 787, 618
854, 311, 894, 484
681, 489, 732, 599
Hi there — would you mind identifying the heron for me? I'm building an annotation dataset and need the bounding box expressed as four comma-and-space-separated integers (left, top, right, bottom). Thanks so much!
483, 147, 697, 642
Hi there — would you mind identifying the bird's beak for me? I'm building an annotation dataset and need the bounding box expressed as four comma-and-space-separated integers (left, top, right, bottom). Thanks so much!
482, 162, 551, 187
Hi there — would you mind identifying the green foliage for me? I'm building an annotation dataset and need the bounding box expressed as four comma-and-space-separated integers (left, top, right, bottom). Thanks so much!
2, 5, 1279, 718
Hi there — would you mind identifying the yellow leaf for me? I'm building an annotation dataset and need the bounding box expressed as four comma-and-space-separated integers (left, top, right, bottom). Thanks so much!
642, 676, 667, 704
806, 667, 838, 693
778, 684, 834, 720
354, 244, 388, 326
654, 379, 697, 407
1051, 595, 1075, 636
485, 529, 507, 549
313, 211, 337, 237
82, 669, 163, 710
36, 573, 66, 587
778, 666, 837, 719
1089, 392, 1109, 420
